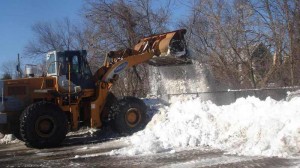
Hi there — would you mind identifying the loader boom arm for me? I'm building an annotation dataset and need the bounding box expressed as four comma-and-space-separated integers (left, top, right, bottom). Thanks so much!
93, 29, 190, 83
90, 29, 190, 128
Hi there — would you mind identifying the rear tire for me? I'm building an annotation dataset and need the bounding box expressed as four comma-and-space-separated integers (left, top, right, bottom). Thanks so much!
20, 101, 68, 148
111, 97, 148, 135
12, 120, 23, 141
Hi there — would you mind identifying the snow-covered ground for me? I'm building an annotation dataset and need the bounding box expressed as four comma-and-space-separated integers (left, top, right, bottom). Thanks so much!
112, 95, 300, 158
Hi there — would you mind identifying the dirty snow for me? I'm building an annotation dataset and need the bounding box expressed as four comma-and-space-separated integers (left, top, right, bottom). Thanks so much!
112, 95, 300, 158
0, 134, 20, 144
66, 127, 98, 136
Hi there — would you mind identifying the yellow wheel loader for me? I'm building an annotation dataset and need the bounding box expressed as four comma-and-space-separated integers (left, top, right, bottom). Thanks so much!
0, 29, 190, 148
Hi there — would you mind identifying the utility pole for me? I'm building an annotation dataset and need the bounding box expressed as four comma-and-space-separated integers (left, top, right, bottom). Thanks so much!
16, 53, 22, 78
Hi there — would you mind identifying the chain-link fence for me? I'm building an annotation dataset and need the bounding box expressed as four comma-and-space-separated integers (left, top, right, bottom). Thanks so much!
165, 86, 300, 105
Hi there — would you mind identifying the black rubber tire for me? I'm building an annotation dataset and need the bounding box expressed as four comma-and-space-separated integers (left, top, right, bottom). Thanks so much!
12, 120, 23, 141
20, 101, 68, 148
111, 97, 148, 135
101, 92, 118, 124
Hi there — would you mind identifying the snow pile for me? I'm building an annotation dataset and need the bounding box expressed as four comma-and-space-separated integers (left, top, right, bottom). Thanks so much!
113, 96, 300, 157
67, 127, 98, 137
0, 134, 19, 144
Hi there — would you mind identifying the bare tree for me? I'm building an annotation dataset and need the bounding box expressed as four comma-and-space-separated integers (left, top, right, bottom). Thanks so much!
250, 0, 300, 86
24, 18, 96, 76
179, 0, 300, 89
84, 0, 171, 96
24, 18, 88, 57
1, 60, 18, 79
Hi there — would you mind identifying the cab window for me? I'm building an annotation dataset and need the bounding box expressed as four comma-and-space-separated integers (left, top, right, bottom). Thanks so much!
47, 53, 56, 74
72, 55, 79, 73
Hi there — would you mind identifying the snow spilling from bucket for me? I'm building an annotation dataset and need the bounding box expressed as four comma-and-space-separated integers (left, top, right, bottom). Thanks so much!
149, 62, 218, 96
112, 96, 300, 158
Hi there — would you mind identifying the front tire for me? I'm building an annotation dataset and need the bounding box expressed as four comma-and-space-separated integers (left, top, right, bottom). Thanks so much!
111, 97, 148, 135
20, 101, 68, 148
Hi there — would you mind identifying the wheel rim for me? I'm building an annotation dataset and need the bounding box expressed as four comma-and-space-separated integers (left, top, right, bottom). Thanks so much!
125, 108, 141, 128
35, 116, 56, 138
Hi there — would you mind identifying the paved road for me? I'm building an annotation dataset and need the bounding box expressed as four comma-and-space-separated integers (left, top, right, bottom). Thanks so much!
0, 130, 299, 168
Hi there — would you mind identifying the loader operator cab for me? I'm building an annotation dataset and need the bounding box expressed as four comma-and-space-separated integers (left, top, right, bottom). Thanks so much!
46, 50, 95, 92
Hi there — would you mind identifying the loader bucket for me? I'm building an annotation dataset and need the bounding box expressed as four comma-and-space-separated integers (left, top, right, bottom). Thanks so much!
135, 29, 192, 66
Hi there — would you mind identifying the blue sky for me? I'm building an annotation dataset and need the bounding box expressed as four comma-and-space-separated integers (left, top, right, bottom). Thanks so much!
0, 0, 84, 66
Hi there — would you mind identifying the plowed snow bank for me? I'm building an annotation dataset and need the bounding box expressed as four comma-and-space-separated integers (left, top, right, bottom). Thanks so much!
113, 96, 300, 157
